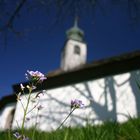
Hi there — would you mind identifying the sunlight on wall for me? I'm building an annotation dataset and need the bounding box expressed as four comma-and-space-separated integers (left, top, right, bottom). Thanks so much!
12, 70, 140, 131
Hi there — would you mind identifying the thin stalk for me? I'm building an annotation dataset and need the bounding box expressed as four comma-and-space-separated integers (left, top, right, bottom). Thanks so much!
20, 100, 25, 111
16, 120, 21, 130
21, 89, 32, 135
32, 109, 39, 139
56, 108, 75, 130
27, 101, 39, 115
8, 129, 11, 140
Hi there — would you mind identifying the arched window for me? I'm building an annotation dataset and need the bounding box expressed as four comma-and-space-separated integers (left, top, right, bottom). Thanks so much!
74, 45, 80, 55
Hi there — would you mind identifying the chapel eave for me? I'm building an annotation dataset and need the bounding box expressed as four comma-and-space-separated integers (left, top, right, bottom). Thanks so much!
13, 50, 140, 93
1, 50, 140, 112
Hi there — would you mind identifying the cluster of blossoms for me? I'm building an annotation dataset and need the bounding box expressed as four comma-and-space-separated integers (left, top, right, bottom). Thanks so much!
14, 70, 85, 139
14, 70, 47, 140
71, 99, 84, 109
25, 70, 47, 83
56, 99, 84, 130
17, 70, 47, 99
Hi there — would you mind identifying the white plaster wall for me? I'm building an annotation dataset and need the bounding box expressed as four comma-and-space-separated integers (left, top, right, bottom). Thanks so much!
12, 70, 140, 131
0, 113, 1, 129
0, 103, 16, 130
61, 40, 87, 71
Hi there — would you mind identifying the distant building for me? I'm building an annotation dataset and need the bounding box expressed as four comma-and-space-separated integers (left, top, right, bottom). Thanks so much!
61, 19, 87, 71
0, 21, 140, 131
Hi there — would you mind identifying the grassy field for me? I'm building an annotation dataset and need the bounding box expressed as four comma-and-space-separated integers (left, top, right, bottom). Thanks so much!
1, 117, 140, 140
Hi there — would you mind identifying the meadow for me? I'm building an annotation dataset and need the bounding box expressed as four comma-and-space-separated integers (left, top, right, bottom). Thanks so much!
1, 117, 140, 140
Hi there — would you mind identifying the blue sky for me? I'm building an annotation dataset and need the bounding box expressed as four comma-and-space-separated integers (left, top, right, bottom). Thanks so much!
0, 4, 140, 99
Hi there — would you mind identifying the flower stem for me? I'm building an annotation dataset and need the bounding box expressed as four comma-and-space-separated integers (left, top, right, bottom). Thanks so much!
32, 109, 39, 139
21, 89, 32, 135
56, 108, 75, 130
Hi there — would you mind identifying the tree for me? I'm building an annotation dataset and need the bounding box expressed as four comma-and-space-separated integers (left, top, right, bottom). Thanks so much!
0, 0, 140, 47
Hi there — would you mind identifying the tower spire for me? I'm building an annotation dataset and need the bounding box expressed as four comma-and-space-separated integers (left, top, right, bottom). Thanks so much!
66, 17, 84, 42
74, 16, 78, 28
61, 18, 87, 71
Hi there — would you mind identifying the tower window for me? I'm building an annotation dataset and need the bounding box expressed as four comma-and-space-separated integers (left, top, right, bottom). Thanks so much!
74, 45, 80, 55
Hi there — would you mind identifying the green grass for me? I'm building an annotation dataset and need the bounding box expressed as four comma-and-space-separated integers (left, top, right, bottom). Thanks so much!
1, 118, 140, 140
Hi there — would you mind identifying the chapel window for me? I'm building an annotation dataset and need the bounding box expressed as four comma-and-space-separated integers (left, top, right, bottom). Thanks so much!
74, 45, 80, 55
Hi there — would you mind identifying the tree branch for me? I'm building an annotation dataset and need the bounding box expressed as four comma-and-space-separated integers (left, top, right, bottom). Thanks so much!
6, 0, 27, 28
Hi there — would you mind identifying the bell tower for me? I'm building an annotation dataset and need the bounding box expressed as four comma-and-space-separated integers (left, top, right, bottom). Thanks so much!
61, 19, 87, 71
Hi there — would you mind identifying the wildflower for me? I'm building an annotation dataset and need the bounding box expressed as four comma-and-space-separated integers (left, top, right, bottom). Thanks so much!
13, 132, 22, 139
13, 132, 30, 140
20, 84, 25, 91
71, 99, 84, 109
56, 99, 84, 130
25, 70, 46, 83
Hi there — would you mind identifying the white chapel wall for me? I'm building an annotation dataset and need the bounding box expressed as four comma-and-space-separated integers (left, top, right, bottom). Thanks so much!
0, 103, 16, 130
12, 70, 140, 131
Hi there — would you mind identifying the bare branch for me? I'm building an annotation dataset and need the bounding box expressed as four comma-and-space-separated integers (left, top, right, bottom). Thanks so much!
6, 0, 26, 29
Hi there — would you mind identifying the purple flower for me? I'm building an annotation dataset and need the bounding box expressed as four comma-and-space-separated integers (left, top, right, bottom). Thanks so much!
25, 70, 47, 83
71, 99, 84, 109
13, 132, 22, 139
13, 132, 30, 140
